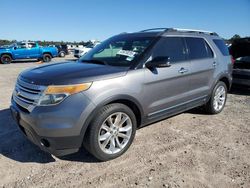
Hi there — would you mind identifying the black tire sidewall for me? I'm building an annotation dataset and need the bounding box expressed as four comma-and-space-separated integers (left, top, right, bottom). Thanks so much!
208, 81, 227, 114
1, 55, 12, 64
59, 52, 65, 57
84, 103, 137, 161
43, 54, 52, 62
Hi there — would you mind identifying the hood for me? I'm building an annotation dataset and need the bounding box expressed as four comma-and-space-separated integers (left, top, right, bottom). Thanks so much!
20, 61, 128, 85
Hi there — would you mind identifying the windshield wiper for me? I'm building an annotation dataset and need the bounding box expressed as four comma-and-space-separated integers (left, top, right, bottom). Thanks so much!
81, 59, 108, 65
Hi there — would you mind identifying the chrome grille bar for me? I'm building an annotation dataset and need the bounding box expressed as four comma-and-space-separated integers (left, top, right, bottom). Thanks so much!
13, 78, 46, 112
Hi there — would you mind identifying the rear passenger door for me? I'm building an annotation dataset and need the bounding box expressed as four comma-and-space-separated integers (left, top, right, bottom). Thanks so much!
185, 37, 215, 99
27, 43, 40, 58
143, 37, 192, 118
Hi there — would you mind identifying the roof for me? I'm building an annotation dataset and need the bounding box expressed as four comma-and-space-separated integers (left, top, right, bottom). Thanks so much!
120, 28, 220, 38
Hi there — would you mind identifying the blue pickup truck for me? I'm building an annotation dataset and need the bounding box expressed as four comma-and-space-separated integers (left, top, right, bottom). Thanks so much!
0, 42, 58, 64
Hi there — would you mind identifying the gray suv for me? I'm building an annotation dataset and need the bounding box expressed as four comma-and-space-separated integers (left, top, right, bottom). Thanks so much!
10, 28, 233, 161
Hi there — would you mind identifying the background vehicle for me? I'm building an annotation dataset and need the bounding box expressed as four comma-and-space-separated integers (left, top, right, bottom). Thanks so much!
11, 28, 232, 161
74, 42, 100, 58
67, 44, 84, 54
229, 37, 250, 87
0, 42, 58, 64
55, 44, 69, 57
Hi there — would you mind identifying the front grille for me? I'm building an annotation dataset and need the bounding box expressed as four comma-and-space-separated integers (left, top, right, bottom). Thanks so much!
13, 78, 46, 112
74, 50, 79, 54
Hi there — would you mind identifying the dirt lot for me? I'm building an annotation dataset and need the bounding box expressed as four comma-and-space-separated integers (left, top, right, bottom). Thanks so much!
0, 57, 249, 188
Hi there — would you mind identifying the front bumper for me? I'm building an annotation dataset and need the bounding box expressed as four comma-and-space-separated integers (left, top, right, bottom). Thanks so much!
10, 92, 95, 156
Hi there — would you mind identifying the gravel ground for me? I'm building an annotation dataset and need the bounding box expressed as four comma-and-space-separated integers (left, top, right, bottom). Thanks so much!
0, 57, 249, 188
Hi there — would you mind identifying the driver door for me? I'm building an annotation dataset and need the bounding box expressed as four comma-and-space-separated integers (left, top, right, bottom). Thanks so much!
143, 37, 192, 118
12, 42, 28, 59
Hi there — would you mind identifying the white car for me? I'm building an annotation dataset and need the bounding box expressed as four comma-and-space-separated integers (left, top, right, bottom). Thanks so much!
74, 42, 100, 58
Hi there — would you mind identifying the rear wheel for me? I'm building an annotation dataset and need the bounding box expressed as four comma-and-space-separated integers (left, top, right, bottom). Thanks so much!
205, 81, 227, 114
59, 51, 65, 57
42, 53, 52, 62
0, 54, 12, 64
83, 103, 137, 161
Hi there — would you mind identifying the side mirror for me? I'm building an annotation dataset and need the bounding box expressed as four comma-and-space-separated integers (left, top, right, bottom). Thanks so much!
13, 47, 17, 50
145, 56, 171, 68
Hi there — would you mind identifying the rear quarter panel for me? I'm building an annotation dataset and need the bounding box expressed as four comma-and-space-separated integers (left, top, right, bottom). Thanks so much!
205, 36, 233, 91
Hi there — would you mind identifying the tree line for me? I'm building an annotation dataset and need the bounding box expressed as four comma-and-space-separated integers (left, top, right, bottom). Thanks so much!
0, 39, 92, 47
0, 34, 248, 47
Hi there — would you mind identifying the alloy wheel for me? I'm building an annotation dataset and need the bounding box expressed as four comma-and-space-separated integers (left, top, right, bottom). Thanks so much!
98, 112, 132, 154
213, 85, 226, 111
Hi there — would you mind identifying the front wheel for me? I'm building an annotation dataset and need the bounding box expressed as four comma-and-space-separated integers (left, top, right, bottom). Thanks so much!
0, 54, 12, 64
205, 81, 227, 114
42, 53, 52, 62
83, 103, 137, 161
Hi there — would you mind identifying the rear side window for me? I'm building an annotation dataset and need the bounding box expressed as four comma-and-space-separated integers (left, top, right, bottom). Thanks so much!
153, 37, 186, 62
28, 43, 36, 48
186, 37, 213, 60
213, 39, 229, 56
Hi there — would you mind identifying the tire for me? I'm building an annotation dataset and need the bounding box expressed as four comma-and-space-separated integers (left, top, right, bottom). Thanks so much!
205, 81, 227, 114
83, 103, 137, 161
59, 51, 65, 57
1, 54, 12, 64
42, 53, 52, 62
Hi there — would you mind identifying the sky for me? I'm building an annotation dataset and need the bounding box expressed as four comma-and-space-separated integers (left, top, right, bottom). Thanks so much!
0, 0, 249, 42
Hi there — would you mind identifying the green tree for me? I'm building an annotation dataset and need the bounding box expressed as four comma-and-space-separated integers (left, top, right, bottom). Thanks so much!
230, 34, 241, 43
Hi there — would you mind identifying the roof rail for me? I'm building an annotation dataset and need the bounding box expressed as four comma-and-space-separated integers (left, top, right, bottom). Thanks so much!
139, 28, 218, 36
140, 28, 174, 32
172, 28, 218, 36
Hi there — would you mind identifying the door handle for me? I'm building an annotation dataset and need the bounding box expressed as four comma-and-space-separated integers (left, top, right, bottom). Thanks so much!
178, 67, 188, 74
213, 62, 217, 67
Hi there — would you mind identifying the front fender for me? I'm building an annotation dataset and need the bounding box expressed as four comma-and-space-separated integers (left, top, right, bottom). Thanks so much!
0, 50, 13, 58
79, 94, 144, 140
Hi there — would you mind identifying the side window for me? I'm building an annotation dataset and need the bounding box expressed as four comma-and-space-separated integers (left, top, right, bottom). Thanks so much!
27, 43, 36, 48
213, 39, 229, 56
152, 37, 186, 62
186, 37, 213, 60
17, 43, 27, 49
204, 41, 214, 58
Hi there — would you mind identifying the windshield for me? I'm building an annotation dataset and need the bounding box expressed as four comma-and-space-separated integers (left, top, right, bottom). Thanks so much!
79, 35, 154, 67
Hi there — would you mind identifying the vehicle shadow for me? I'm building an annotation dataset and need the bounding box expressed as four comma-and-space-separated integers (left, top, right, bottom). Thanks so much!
11, 59, 39, 64
0, 108, 55, 163
0, 108, 98, 163
58, 149, 100, 163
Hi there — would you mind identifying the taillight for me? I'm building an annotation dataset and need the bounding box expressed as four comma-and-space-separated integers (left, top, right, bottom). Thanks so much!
231, 56, 235, 64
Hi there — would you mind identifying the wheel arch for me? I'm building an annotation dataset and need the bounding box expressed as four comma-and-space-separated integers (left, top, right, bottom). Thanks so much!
212, 73, 232, 92
219, 76, 231, 91
1, 53, 13, 59
80, 95, 144, 140
42, 52, 52, 57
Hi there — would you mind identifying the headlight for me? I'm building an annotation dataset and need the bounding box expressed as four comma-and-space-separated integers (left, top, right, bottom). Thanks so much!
38, 83, 92, 106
